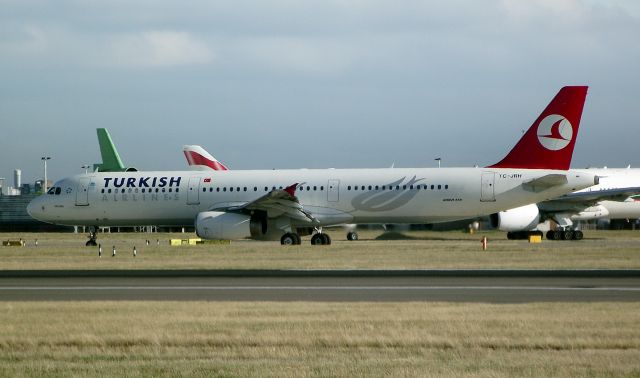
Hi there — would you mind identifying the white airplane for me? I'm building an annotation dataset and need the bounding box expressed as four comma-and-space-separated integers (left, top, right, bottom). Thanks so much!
492, 167, 640, 240
28, 86, 598, 246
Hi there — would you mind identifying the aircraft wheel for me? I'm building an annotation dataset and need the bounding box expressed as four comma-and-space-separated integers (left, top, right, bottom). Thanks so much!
573, 230, 584, 240
347, 231, 358, 241
546, 231, 555, 240
548, 231, 562, 240
321, 233, 332, 245
311, 234, 324, 245
292, 233, 301, 245
507, 232, 515, 240
561, 230, 573, 240
281, 233, 297, 246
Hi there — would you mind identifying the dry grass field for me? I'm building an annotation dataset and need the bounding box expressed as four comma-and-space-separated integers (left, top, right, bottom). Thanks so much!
0, 301, 638, 377
1, 229, 640, 270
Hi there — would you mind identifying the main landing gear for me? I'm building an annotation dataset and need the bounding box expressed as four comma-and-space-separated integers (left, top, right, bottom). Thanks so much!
280, 229, 332, 245
86, 226, 98, 246
346, 231, 359, 241
280, 232, 302, 245
310, 233, 332, 245
546, 229, 583, 241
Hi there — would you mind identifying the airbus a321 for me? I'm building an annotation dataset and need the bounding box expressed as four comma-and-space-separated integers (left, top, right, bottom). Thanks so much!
28, 86, 598, 245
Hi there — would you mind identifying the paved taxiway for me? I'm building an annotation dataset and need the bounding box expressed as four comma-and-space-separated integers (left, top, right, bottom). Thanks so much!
1, 270, 639, 302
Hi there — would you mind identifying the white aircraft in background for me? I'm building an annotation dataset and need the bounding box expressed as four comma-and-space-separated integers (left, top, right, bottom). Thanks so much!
492, 167, 640, 240
28, 86, 598, 246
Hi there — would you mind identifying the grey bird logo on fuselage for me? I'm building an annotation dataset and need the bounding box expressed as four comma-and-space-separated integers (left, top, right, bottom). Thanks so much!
351, 176, 424, 212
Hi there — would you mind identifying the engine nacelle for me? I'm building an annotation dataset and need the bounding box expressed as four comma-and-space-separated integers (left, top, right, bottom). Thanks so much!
490, 204, 540, 231
571, 204, 609, 221
195, 211, 267, 240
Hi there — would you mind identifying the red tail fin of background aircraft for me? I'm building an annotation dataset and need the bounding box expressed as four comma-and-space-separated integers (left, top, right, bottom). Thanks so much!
488, 86, 588, 170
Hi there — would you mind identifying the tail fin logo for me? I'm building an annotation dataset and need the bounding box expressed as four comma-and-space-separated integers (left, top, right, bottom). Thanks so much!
536, 114, 573, 151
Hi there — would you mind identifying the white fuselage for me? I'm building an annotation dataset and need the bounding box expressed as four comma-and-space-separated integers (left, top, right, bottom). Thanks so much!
28, 167, 596, 228
552, 168, 640, 221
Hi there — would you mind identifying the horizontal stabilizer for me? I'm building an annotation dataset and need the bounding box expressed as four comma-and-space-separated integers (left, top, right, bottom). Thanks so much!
522, 174, 568, 192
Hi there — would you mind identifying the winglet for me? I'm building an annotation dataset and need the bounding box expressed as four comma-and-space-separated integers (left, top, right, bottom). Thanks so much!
488, 86, 588, 170
284, 183, 298, 197
183, 145, 229, 171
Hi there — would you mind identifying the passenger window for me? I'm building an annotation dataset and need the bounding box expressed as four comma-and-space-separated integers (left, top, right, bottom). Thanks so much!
101, 189, 105, 193
347, 186, 351, 190
202, 188, 206, 192
176, 188, 179, 193
237, 187, 241, 192
314, 186, 317, 191
368, 185, 372, 190
254, 187, 257, 191
230, 187, 234, 192
431, 185, 434, 190
410, 185, 413, 190
223, 187, 227, 192
243, 187, 247, 192
321, 186, 324, 190
375, 185, 379, 190
438, 185, 441, 190
396, 186, 400, 190
445, 185, 449, 189
403, 185, 406, 190
122, 189, 126, 193
108, 189, 112, 193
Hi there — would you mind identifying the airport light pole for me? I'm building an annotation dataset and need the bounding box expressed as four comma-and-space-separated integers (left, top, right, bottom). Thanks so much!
41, 157, 51, 193
81, 165, 91, 174
434, 158, 441, 168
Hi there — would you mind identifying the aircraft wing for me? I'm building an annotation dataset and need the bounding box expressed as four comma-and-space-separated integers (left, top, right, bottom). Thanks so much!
210, 184, 318, 223
545, 186, 640, 204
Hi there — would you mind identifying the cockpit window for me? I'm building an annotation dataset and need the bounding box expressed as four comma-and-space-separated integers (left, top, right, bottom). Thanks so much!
47, 187, 56, 195
55, 187, 61, 195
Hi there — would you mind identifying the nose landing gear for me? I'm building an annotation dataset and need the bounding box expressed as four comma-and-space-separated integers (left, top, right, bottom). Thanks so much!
86, 227, 98, 247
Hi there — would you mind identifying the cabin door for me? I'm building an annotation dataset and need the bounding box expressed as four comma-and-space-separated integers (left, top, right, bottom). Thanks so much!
187, 177, 201, 205
328, 179, 340, 202
480, 172, 496, 202
75, 178, 90, 206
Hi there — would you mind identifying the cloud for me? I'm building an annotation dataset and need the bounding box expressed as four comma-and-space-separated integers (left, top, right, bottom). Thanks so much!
0, 26, 214, 68
105, 31, 214, 68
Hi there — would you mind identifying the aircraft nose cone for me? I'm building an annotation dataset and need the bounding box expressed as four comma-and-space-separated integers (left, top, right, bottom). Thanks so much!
26, 197, 42, 220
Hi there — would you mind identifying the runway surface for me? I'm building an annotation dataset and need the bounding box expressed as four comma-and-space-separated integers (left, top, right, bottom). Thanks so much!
1, 270, 639, 302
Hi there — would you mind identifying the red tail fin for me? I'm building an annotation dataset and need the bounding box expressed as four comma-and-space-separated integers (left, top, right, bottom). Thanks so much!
488, 86, 588, 170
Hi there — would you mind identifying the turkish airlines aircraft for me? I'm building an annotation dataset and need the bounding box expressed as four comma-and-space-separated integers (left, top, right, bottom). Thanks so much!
492, 167, 640, 240
28, 86, 598, 245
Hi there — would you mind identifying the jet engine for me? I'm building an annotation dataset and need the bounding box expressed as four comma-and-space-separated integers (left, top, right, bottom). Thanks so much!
571, 204, 609, 221
195, 211, 267, 240
490, 204, 540, 231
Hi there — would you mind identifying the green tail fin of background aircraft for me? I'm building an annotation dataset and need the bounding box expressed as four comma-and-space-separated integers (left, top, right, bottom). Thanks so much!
93, 128, 126, 172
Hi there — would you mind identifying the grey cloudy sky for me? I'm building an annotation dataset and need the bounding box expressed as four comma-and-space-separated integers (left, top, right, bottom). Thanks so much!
1, 0, 639, 184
